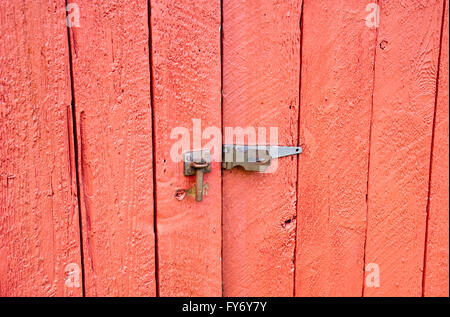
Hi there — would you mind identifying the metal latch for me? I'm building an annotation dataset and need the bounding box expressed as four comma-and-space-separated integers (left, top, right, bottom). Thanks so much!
183, 145, 302, 201
222, 145, 302, 172
183, 149, 211, 202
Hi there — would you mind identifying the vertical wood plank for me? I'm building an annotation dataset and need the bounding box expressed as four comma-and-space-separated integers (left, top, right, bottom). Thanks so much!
151, 0, 222, 296
222, 0, 302, 296
364, 0, 444, 297
68, 0, 156, 296
0, 0, 82, 296
424, 0, 449, 298
295, 0, 377, 296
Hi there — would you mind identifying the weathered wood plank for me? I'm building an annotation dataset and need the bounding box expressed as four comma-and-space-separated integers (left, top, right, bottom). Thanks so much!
151, 0, 222, 296
295, 0, 376, 296
0, 0, 82, 296
68, 0, 156, 296
222, 0, 302, 296
424, 0, 449, 298
364, 0, 444, 297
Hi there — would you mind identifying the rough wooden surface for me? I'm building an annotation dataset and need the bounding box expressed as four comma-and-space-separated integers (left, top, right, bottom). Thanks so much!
0, 0, 82, 296
424, 0, 449, 298
68, 0, 156, 296
0, 0, 449, 298
222, 0, 302, 297
151, 0, 222, 296
295, 0, 377, 296
364, 0, 445, 297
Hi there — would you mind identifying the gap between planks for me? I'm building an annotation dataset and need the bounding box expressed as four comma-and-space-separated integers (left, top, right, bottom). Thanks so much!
422, 0, 448, 297
65, 0, 86, 297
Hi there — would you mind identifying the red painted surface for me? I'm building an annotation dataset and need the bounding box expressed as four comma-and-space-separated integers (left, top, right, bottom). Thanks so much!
0, 0, 82, 296
68, 0, 156, 296
151, 0, 222, 296
364, 0, 445, 297
424, 0, 449, 298
222, 0, 302, 297
295, 0, 377, 297
0, 0, 448, 297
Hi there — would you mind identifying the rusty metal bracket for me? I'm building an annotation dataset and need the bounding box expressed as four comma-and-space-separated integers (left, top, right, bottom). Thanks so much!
222, 145, 302, 172
183, 149, 211, 202
182, 146, 302, 202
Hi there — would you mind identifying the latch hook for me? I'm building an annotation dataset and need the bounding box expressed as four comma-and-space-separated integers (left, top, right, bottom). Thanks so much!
183, 145, 302, 202
183, 150, 211, 202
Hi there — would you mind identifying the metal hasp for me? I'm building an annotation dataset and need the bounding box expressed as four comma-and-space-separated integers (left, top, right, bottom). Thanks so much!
183, 149, 211, 202
222, 145, 303, 172
183, 146, 302, 202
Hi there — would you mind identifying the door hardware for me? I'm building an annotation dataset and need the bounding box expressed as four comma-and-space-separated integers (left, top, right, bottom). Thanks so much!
222, 145, 302, 172
183, 150, 211, 202
175, 183, 210, 201
183, 145, 302, 202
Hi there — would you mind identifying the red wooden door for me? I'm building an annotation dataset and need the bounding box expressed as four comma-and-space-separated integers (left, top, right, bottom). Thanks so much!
295, 0, 376, 296
0, 0, 448, 297
150, 0, 222, 296
0, 0, 82, 296
424, 0, 449, 297
67, 0, 156, 296
364, 0, 445, 296
222, 0, 302, 296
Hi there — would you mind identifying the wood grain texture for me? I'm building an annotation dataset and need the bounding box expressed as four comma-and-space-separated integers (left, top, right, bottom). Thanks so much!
364, 0, 444, 297
424, 0, 449, 298
222, 0, 301, 296
68, 0, 156, 296
295, 0, 377, 296
151, 0, 222, 296
0, 0, 82, 296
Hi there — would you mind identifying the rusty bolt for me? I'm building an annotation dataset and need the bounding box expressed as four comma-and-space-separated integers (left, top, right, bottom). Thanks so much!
175, 189, 186, 201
